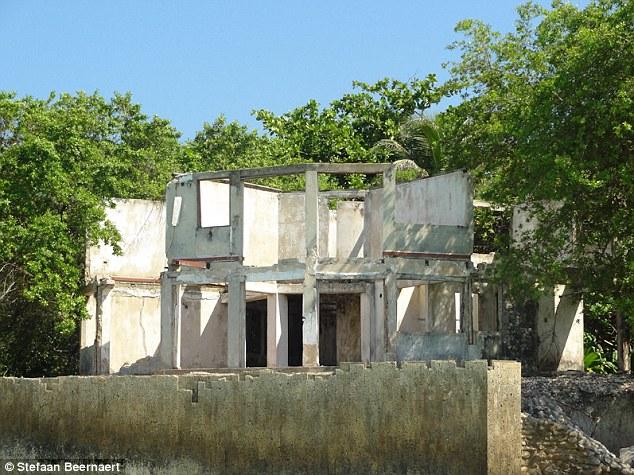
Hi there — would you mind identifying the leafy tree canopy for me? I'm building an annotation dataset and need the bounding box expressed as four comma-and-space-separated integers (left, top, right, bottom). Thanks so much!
0, 91, 183, 375
439, 0, 633, 326
253, 77, 442, 176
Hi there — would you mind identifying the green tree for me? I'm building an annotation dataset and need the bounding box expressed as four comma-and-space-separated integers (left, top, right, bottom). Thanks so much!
186, 116, 305, 190
0, 91, 183, 376
440, 0, 634, 370
372, 115, 444, 175
254, 77, 441, 164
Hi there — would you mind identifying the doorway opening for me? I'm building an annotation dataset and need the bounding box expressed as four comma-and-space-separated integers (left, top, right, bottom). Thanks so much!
287, 295, 303, 366
319, 294, 361, 366
246, 299, 267, 367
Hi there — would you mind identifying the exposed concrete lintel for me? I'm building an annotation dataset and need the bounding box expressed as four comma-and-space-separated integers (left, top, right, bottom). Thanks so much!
193, 163, 393, 181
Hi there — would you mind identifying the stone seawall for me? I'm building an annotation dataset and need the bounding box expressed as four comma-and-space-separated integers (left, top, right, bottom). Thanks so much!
0, 361, 520, 474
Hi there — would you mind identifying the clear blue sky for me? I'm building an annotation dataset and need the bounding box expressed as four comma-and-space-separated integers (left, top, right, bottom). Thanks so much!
1, 1, 588, 140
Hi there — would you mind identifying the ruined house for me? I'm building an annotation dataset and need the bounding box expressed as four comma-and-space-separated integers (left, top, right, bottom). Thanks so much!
80, 163, 583, 374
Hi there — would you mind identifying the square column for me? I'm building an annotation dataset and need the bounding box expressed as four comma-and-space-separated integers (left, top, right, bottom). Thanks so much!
384, 270, 398, 358
227, 275, 246, 368
360, 284, 373, 363
373, 280, 386, 361
96, 278, 115, 374
463, 277, 474, 344
303, 170, 320, 366
267, 293, 288, 367
160, 270, 182, 370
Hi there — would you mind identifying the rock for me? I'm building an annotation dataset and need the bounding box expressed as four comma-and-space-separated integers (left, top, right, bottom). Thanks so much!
621, 446, 634, 468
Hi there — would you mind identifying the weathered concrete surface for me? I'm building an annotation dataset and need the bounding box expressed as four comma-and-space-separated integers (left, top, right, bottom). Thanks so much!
394, 333, 482, 362
0, 361, 520, 475
365, 171, 474, 255
166, 178, 280, 264
536, 285, 584, 372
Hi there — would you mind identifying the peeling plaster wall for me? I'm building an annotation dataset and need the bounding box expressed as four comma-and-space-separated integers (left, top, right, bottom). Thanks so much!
0, 361, 521, 475
109, 284, 162, 373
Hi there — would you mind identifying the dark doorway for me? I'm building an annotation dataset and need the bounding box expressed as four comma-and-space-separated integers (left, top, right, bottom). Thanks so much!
319, 296, 338, 366
246, 299, 267, 367
287, 295, 303, 366
320, 294, 361, 366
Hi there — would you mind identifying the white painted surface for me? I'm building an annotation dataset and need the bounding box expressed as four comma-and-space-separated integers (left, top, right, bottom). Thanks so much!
199, 180, 229, 227
243, 187, 279, 266
336, 201, 365, 258
87, 199, 166, 279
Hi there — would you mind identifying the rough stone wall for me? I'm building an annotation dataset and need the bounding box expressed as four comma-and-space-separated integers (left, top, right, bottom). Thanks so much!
521, 374, 634, 474
0, 361, 520, 475
522, 414, 634, 474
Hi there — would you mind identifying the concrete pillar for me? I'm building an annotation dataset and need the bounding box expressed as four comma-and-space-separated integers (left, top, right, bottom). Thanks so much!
463, 278, 474, 344
159, 271, 172, 369
267, 293, 288, 367
227, 275, 246, 368
537, 285, 584, 371
360, 285, 373, 363
172, 283, 183, 369
159, 270, 182, 369
373, 280, 385, 361
472, 291, 480, 333
382, 166, 396, 252
303, 170, 320, 366
96, 278, 114, 374
385, 269, 398, 359
421, 284, 431, 333
229, 171, 244, 258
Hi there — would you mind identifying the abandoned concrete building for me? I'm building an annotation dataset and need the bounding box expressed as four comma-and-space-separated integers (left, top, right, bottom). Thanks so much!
80, 163, 583, 374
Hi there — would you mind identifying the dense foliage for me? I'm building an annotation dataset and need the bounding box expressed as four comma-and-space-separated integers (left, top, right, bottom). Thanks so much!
0, 92, 183, 375
440, 0, 633, 367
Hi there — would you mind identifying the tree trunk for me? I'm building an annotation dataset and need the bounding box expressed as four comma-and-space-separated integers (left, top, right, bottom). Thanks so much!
616, 311, 632, 373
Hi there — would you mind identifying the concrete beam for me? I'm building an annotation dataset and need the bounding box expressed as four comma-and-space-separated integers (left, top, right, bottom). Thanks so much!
192, 163, 392, 181
277, 282, 367, 294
